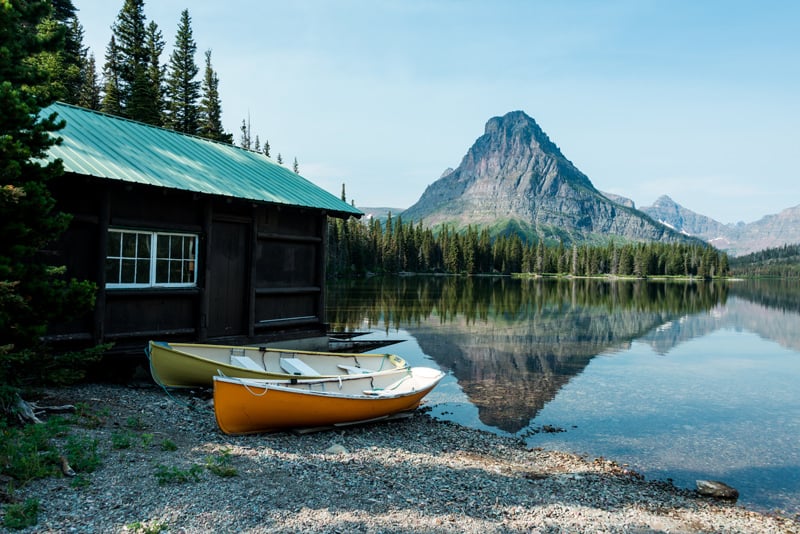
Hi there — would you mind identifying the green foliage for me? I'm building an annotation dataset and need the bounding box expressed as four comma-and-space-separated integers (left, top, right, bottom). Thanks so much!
160, 438, 177, 451
125, 415, 147, 431
125, 519, 169, 534
111, 430, 135, 449
2, 498, 39, 530
69, 474, 91, 488
63, 434, 101, 473
729, 244, 800, 278
327, 215, 729, 279
0, 417, 69, 484
164, 9, 200, 134
204, 449, 238, 477
1, 0, 101, 396
71, 402, 109, 429
198, 50, 231, 143
153, 463, 203, 485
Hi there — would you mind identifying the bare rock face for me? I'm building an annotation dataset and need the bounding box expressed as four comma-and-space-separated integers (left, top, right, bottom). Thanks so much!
696, 479, 739, 500
641, 196, 800, 257
402, 111, 690, 245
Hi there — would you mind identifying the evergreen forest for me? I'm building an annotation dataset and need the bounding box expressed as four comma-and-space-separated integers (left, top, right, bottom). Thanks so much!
729, 244, 800, 278
327, 213, 730, 279
20, 0, 298, 163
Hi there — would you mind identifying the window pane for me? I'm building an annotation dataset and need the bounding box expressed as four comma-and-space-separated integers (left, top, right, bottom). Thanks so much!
137, 235, 151, 257
156, 235, 169, 258
122, 234, 138, 257
136, 259, 150, 284
170, 236, 182, 258
156, 259, 169, 283
105, 258, 120, 284
108, 232, 121, 256
169, 260, 181, 282
121, 259, 136, 283
186, 260, 195, 283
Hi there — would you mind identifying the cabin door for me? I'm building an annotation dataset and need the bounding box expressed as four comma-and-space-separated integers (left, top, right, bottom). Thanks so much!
207, 221, 248, 337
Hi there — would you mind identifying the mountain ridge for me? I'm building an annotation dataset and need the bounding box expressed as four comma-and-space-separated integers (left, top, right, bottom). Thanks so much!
401, 111, 690, 245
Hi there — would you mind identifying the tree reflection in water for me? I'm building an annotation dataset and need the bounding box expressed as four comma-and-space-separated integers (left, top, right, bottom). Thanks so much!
327, 277, 727, 432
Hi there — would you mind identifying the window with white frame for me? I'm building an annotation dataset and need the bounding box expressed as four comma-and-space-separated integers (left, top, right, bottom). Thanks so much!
106, 229, 198, 288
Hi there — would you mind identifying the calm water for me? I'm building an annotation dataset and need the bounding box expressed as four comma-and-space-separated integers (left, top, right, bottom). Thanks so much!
327, 277, 800, 515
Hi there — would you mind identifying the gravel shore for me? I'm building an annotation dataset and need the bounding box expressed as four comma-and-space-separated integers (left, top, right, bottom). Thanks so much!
7, 383, 798, 533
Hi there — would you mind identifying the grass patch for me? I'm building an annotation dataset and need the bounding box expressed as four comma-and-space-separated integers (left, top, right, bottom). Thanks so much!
125, 519, 169, 533
153, 463, 203, 485
111, 430, 135, 449
2, 498, 39, 530
204, 449, 238, 478
63, 434, 101, 473
125, 415, 148, 431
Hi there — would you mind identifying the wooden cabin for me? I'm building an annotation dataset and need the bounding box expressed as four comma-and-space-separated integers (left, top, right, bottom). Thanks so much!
41, 102, 361, 359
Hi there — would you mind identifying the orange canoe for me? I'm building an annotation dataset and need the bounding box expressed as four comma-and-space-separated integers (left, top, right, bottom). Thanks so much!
213, 367, 445, 434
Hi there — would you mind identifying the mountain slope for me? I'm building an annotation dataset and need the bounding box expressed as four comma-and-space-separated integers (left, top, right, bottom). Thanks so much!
402, 111, 689, 245
640, 196, 800, 256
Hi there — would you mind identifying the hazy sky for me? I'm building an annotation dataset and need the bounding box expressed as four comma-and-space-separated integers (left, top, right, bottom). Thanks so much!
73, 0, 799, 224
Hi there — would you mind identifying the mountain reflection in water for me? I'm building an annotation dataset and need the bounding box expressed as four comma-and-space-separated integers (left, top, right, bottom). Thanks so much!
327, 277, 727, 432
327, 276, 800, 514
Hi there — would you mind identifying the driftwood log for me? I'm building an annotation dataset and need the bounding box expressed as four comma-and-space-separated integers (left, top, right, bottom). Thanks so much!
10, 392, 75, 425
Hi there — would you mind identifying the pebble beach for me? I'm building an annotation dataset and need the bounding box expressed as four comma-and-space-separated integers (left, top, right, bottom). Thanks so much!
8, 383, 799, 533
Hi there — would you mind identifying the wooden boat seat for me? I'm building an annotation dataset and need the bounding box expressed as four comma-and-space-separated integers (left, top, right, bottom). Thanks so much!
280, 357, 319, 376
230, 355, 263, 371
337, 364, 372, 375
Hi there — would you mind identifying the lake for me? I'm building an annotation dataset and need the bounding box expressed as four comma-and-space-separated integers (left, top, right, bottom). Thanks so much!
326, 276, 800, 515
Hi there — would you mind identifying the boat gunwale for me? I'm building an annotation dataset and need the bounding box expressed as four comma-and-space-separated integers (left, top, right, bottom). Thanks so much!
212, 368, 444, 401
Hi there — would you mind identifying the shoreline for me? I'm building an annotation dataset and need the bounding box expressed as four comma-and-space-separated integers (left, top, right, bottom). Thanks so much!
9, 383, 799, 533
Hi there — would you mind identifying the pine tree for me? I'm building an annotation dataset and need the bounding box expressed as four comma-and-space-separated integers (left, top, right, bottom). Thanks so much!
239, 117, 251, 149
165, 9, 200, 134
78, 52, 101, 109
109, 0, 155, 120
27, 1, 85, 105
198, 49, 231, 142
0, 0, 99, 405
262, 140, 270, 157
293, 157, 299, 174
143, 20, 165, 125
277, 153, 283, 165
101, 36, 123, 115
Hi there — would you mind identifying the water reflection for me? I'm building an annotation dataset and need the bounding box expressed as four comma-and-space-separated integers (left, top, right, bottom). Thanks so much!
327, 276, 800, 513
328, 277, 728, 432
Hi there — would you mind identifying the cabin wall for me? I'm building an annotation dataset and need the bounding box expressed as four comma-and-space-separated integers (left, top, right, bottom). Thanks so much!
45, 175, 332, 356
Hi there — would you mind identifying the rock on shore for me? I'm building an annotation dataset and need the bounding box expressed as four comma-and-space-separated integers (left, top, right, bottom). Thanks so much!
8, 384, 799, 533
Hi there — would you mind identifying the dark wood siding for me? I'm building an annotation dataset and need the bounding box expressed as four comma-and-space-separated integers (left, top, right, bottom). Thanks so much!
44, 175, 334, 356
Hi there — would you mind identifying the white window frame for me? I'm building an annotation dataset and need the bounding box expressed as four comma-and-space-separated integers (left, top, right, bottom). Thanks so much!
106, 229, 199, 289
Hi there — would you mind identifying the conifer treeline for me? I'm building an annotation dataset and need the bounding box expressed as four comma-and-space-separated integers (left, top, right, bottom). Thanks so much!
729, 244, 800, 278
47, 0, 230, 141
327, 213, 730, 278
40, 0, 301, 166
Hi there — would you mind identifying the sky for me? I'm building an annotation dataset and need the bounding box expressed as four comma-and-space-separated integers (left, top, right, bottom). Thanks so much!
73, 0, 800, 224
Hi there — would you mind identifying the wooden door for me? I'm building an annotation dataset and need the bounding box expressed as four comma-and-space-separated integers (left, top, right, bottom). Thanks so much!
207, 221, 248, 337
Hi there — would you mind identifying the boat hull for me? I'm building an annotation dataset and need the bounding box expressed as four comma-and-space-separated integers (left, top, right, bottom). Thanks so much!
213, 367, 444, 434
147, 341, 408, 388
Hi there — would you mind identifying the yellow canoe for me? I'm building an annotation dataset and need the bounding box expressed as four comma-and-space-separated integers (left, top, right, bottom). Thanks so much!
146, 340, 408, 388
213, 367, 445, 434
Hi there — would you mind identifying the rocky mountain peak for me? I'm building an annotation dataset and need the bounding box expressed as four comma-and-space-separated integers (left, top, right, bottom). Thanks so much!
402, 111, 689, 245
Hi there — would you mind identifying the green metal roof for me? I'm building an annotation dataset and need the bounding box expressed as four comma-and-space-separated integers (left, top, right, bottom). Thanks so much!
42, 102, 361, 219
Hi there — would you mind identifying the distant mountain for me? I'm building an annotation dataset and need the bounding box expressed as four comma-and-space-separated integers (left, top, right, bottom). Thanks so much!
402, 111, 691, 245
640, 195, 730, 240
638, 196, 800, 256
358, 207, 404, 223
